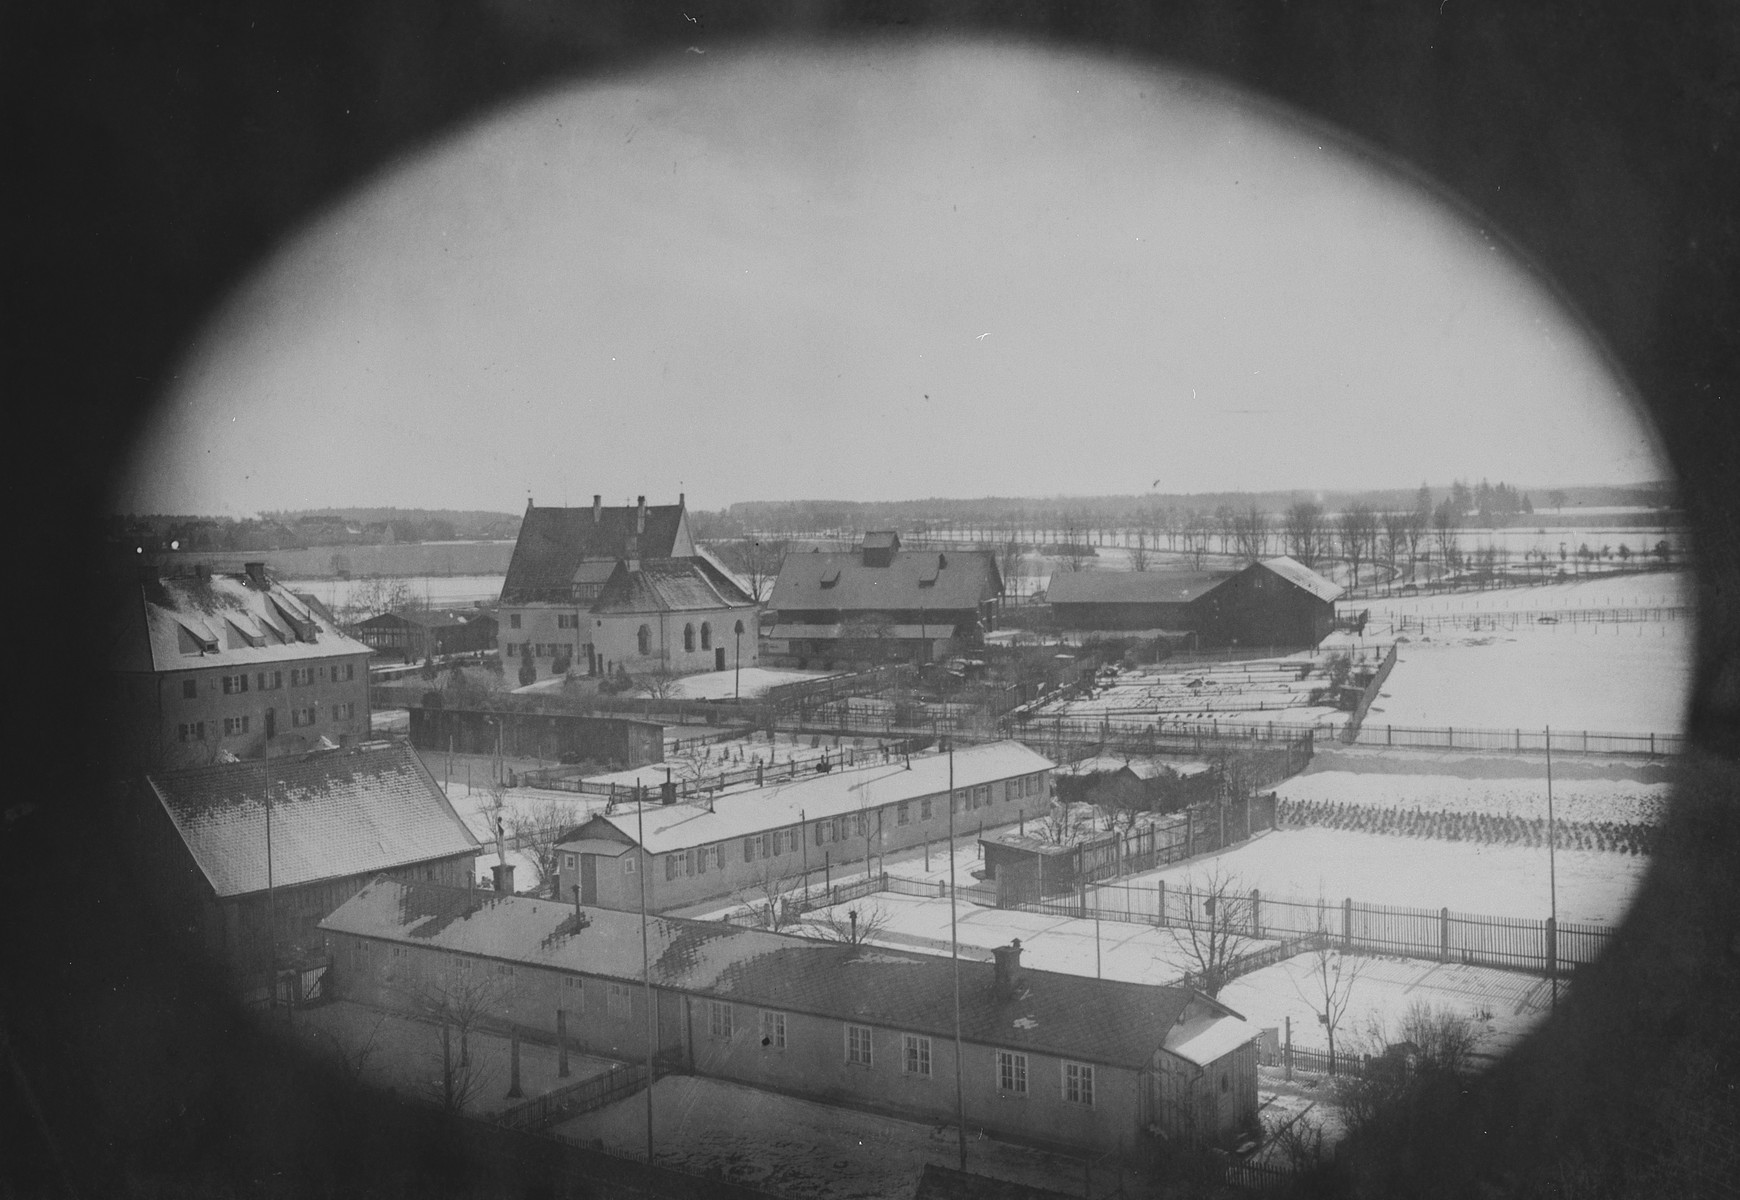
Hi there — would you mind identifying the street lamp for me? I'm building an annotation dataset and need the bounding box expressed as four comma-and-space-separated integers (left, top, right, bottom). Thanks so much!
733, 619, 745, 702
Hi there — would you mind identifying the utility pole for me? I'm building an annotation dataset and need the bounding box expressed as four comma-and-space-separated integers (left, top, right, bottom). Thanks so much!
947, 738, 965, 1172
1546, 726, 1558, 1012
637, 794, 656, 1167
264, 770, 277, 1014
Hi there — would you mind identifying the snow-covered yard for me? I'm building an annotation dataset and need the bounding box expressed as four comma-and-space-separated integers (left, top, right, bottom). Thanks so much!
1360, 621, 1692, 735
1117, 826, 1645, 926
1037, 652, 1364, 731
645, 666, 842, 700
551, 1074, 1104, 1199
1360, 570, 1690, 618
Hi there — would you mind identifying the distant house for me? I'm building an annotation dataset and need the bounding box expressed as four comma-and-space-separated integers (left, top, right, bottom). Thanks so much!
321, 879, 1260, 1155
133, 744, 481, 1006
766, 531, 1002, 665
354, 607, 498, 663
497, 494, 759, 680
107, 561, 373, 771
553, 740, 1055, 912
1046, 557, 1341, 648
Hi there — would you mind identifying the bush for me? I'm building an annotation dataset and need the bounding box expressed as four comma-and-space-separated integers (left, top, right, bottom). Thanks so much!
599, 665, 635, 695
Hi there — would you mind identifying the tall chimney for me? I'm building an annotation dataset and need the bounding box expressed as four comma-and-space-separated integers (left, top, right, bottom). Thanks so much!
244, 561, 267, 587
991, 939, 1023, 996
593, 495, 602, 523
636, 496, 646, 534
678, 492, 685, 508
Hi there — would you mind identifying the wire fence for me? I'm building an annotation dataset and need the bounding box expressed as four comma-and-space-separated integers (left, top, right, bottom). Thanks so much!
1354, 722, 1683, 757
1379, 605, 1693, 633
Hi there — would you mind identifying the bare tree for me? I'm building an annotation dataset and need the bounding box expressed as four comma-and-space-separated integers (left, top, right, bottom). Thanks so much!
1232, 505, 1269, 563
713, 537, 786, 603
506, 798, 576, 898
321, 1011, 388, 1083
1338, 504, 1379, 589
1379, 510, 1410, 585
1213, 504, 1238, 556
735, 862, 803, 932
1181, 510, 1212, 569
641, 667, 683, 699
814, 901, 893, 945
998, 536, 1024, 592
1172, 868, 1257, 997
1129, 529, 1151, 572
1289, 938, 1365, 1074
1282, 502, 1326, 569
407, 961, 506, 1113
1090, 772, 1150, 831
1431, 498, 1461, 576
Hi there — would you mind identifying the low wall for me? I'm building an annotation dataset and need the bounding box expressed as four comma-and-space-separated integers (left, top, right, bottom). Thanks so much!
407, 706, 663, 769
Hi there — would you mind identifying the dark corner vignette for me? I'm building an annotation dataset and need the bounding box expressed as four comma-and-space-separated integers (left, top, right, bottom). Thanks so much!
8, 3, 1737, 1200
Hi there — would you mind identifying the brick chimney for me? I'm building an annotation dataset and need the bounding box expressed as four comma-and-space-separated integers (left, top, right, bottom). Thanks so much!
991, 938, 1023, 996
636, 496, 646, 534
593, 494, 602, 523
243, 562, 268, 588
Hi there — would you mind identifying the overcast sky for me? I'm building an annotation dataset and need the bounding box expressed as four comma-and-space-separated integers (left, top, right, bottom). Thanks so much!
119, 40, 1666, 517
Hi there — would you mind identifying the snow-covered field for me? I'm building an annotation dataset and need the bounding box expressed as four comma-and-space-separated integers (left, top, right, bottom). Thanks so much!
1118, 827, 1644, 925
1361, 570, 1690, 618
1361, 621, 1692, 735
1219, 953, 1553, 1062
284, 574, 505, 609
1275, 770, 1672, 826
1038, 652, 1369, 731
553, 1075, 1100, 1198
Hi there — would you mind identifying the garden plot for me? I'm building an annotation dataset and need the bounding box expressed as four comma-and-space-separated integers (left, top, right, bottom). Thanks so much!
1041, 656, 1354, 730
1275, 771, 1672, 826
1218, 953, 1553, 1064
1116, 826, 1646, 926
1360, 621, 1692, 735
552, 1075, 1102, 1199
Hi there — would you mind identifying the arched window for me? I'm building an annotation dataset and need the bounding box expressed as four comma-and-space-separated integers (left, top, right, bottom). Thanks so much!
684, 624, 696, 651
700, 622, 712, 650
637, 625, 651, 656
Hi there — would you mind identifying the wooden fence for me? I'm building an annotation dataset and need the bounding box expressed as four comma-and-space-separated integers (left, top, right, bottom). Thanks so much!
493, 1062, 653, 1133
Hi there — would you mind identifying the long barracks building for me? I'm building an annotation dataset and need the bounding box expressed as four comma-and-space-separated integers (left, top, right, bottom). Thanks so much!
553, 740, 1056, 912
319, 879, 1260, 1157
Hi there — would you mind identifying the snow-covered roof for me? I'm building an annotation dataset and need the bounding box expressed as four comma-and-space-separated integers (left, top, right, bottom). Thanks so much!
147, 744, 482, 898
1254, 557, 1344, 603
322, 879, 1224, 1069
1163, 1011, 1259, 1067
1046, 570, 1229, 606
563, 741, 1055, 856
116, 571, 370, 673
770, 623, 964, 641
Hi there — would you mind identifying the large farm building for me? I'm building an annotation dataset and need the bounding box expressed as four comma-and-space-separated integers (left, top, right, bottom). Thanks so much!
1046, 557, 1342, 647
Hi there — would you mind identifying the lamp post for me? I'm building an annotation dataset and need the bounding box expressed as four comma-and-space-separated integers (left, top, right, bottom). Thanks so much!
734, 619, 745, 702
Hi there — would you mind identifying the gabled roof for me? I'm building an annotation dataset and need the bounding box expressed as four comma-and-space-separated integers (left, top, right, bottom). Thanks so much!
562, 741, 1055, 855
1250, 556, 1344, 602
146, 744, 481, 898
501, 502, 686, 601
1044, 570, 1229, 606
591, 557, 756, 615
320, 879, 1249, 1070
114, 572, 371, 673
769, 549, 1001, 614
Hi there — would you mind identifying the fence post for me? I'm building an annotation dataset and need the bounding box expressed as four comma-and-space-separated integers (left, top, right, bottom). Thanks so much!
1440, 907, 1450, 963
1157, 880, 1166, 928
1251, 889, 1261, 939
1342, 897, 1353, 952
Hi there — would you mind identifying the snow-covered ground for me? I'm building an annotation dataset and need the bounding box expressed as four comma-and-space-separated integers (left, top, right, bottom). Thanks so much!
284, 574, 505, 610
552, 1074, 1103, 1198
1118, 826, 1644, 925
642, 666, 841, 700
1219, 953, 1553, 1062
1360, 570, 1689, 618
1037, 652, 1366, 731
1275, 771, 1672, 826
1360, 621, 1692, 735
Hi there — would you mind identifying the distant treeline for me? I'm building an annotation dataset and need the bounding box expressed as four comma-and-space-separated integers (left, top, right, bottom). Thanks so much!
695, 481, 1679, 539
108, 508, 521, 553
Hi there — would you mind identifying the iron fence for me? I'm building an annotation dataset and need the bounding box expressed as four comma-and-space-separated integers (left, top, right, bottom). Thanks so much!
1356, 722, 1683, 757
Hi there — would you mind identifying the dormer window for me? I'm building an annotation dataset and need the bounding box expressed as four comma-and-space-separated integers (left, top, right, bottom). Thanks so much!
820, 568, 841, 588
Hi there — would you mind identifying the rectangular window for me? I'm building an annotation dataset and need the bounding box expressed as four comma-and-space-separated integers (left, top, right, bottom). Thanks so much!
221, 674, 249, 695
181, 679, 198, 700
696, 846, 708, 875
1004, 780, 1017, 802
622, 855, 636, 875
332, 703, 354, 721
760, 1010, 786, 1050
952, 790, 966, 813
975, 785, 989, 808
896, 802, 911, 826
921, 798, 933, 821
744, 837, 756, 863
564, 976, 581, 992
709, 1001, 733, 1040
814, 822, 825, 847
846, 1024, 873, 1066
496, 963, 514, 977
506, 642, 518, 657
997, 1050, 1028, 1094
256, 671, 282, 691
178, 722, 207, 742
509, 613, 522, 629
608, 983, 631, 1019
787, 826, 800, 853
290, 667, 311, 686
1063, 1061, 1095, 1106
666, 855, 680, 881
565, 854, 577, 870
223, 715, 250, 736
903, 1034, 932, 1077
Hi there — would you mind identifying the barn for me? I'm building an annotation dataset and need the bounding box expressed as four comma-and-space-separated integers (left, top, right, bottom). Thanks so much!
1047, 557, 1340, 649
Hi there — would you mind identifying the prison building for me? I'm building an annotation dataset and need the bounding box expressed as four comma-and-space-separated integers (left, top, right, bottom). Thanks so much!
319, 879, 1260, 1157
765, 531, 1003, 665
131, 743, 481, 1006
1045, 557, 1341, 648
552, 741, 1056, 912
